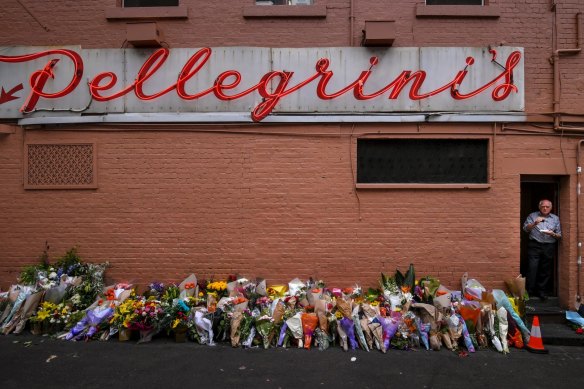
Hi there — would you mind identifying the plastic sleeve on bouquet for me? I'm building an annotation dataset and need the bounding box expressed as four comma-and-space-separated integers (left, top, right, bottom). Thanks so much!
368, 319, 385, 352
456, 313, 475, 353
335, 298, 353, 319
256, 318, 275, 349
1, 289, 30, 328
287, 278, 306, 297
178, 274, 198, 298
361, 303, 379, 320
378, 316, 399, 351
415, 317, 431, 350
328, 315, 338, 345
360, 317, 374, 350
314, 328, 330, 350
285, 312, 304, 348
194, 310, 215, 345
317, 311, 329, 334
301, 313, 318, 350
493, 289, 530, 343
65, 314, 90, 340
276, 322, 288, 347
230, 311, 243, 347
336, 322, 349, 351
340, 317, 359, 350
440, 331, 454, 350
506, 310, 524, 349
44, 284, 68, 304
271, 301, 286, 324
429, 330, 441, 351
255, 279, 267, 296
13, 291, 44, 335
446, 314, 462, 346
241, 327, 256, 348
497, 307, 509, 354
85, 306, 114, 339
352, 313, 369, 352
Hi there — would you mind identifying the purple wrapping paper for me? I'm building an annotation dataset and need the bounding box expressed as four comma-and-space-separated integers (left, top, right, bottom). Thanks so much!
378, 316, 399, 350
340, 317, 358, 350
65, 316, 89, 340
86, 307, 113, 338
65, 307, 113, 340
457, 313, 475, 352
277, 322, 288, 347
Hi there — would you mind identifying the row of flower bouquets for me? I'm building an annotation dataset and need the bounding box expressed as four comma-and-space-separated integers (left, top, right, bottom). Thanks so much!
1, 271, 531, 354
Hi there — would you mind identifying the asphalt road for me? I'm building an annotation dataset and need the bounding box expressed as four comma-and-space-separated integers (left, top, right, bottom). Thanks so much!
1, 333, 582, 389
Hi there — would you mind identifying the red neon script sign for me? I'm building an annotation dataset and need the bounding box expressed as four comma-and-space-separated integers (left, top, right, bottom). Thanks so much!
0, 48, 521, 122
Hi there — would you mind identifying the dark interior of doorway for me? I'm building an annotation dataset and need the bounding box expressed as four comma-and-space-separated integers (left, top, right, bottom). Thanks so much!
520, 177, 560, 297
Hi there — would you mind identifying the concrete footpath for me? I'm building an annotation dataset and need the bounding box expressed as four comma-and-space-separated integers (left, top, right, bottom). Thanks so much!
1, 333, 583, 389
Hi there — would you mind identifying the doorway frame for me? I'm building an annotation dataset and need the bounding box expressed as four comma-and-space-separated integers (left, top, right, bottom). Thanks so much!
520, 175, 561, 297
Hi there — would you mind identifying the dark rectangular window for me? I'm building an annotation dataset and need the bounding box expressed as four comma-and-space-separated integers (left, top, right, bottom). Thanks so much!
256, 0, 313, 4
426, 0, 483, 5
123, 0, 179, 7
357, 139, 488, 184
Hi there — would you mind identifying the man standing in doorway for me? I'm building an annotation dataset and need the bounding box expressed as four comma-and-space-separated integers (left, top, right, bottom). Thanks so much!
523, 199, 562, 301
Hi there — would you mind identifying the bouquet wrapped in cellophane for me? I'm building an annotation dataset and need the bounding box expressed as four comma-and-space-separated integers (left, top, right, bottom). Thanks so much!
3, 251, 546, 357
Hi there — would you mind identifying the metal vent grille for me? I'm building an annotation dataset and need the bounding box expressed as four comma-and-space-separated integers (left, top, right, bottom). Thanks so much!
357, 138, 488, 184
25, 143, 97, 189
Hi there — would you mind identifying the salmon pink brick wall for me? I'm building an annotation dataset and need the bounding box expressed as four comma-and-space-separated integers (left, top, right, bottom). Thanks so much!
0, 1, 583, 305
2, 123, 576, 291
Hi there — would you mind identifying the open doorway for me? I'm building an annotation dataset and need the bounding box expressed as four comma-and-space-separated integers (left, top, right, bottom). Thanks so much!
520, 176, 560, 297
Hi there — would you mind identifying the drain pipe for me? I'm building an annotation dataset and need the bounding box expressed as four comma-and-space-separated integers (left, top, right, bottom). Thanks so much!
349, 0, 354, 46
577, 140, 584, 303
555, 5, 583, 303
552, 10, 581, 130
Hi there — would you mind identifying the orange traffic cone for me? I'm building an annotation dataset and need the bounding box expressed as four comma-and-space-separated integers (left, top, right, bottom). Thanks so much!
525, 316, 549, 354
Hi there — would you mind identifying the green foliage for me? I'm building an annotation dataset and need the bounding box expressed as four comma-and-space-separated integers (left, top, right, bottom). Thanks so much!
162, 284, 180, 303
55, 247, 84, 276
380, 272, 399, 294
403, 263, 416, 292
365, 287, 381, 303
394, 264, 415, 292
19, 265, 42, 285
18, 241, 51, 285
66, 262, 109, 310
395, 270, 405, 288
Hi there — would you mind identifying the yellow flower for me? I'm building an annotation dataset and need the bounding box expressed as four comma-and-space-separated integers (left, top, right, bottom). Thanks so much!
207, 281, 228, 292
36, 310, 50, 321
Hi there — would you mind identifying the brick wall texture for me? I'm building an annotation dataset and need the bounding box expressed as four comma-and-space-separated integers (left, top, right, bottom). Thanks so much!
0, 1, 583, 308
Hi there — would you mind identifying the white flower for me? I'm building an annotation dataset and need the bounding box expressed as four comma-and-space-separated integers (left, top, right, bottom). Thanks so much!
71, 294, 81, 305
